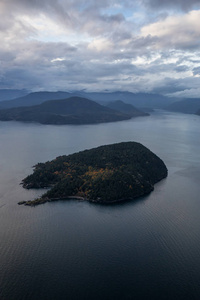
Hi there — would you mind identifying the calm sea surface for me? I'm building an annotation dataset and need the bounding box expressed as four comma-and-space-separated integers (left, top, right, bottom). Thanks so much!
0, 111, 200, 300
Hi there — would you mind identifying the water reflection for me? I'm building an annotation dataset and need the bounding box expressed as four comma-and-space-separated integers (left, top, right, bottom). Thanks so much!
1, 112, 200, 299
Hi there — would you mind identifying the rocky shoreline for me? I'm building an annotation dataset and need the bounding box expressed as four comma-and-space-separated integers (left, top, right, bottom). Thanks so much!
18, 196, 85, 206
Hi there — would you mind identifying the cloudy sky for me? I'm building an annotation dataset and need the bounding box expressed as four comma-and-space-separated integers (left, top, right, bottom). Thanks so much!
0, 0, 200, 97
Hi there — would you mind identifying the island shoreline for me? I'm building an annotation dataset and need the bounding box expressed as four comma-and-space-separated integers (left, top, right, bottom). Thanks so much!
19, 142, 168, 206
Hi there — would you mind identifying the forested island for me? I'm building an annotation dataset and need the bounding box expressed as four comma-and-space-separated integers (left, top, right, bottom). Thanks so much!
19, 142, 168, 206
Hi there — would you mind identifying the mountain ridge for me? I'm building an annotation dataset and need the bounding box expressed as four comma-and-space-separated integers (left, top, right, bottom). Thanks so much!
0, 96, 132, 125
0, 90, 176, 110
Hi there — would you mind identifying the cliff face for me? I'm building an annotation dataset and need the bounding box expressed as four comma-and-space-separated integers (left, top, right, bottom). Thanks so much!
20, 142, 168, 206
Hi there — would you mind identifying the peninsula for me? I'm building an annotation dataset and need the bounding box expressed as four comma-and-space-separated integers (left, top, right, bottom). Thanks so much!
19, 142, 168, 206
0, 96, 132, 125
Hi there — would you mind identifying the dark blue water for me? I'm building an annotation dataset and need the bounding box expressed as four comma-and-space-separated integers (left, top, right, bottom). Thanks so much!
0, 111, 200, 299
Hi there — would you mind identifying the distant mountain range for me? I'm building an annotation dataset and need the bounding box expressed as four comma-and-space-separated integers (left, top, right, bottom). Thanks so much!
2, 89, 199, 116
0, 90, 176, 110
0, 91, 74, 109
81, 91, 175, 109
166, 98, 200, 114
106, 100, 149, 117
0, 89, 29, 101
0, 97, 132, 125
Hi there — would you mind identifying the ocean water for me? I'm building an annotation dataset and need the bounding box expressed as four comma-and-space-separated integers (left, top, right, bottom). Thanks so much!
0, 111, 200, 299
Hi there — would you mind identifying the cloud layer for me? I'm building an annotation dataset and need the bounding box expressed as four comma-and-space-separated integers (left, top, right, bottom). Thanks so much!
0, 0, 200, 97
142, 0, 200, 11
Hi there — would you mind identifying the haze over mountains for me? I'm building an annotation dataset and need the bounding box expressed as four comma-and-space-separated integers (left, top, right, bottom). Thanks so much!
166, 98, 200, 114
0, 89, 200, 118
106, 100, 149, 117
0, 89, 29, 101
0, 90, 175, 110
81, 91, 176, 109
0, 91, 73, 109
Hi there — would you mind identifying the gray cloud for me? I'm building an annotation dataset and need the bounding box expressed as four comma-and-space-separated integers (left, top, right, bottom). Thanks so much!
192, 67, 200, 76
151, 77, 188, 94
141, 0, 200, 11
152, 76, 200, 96
174, 65, 190, 72
140, 9, 200, 51
0, 0, 200, 97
